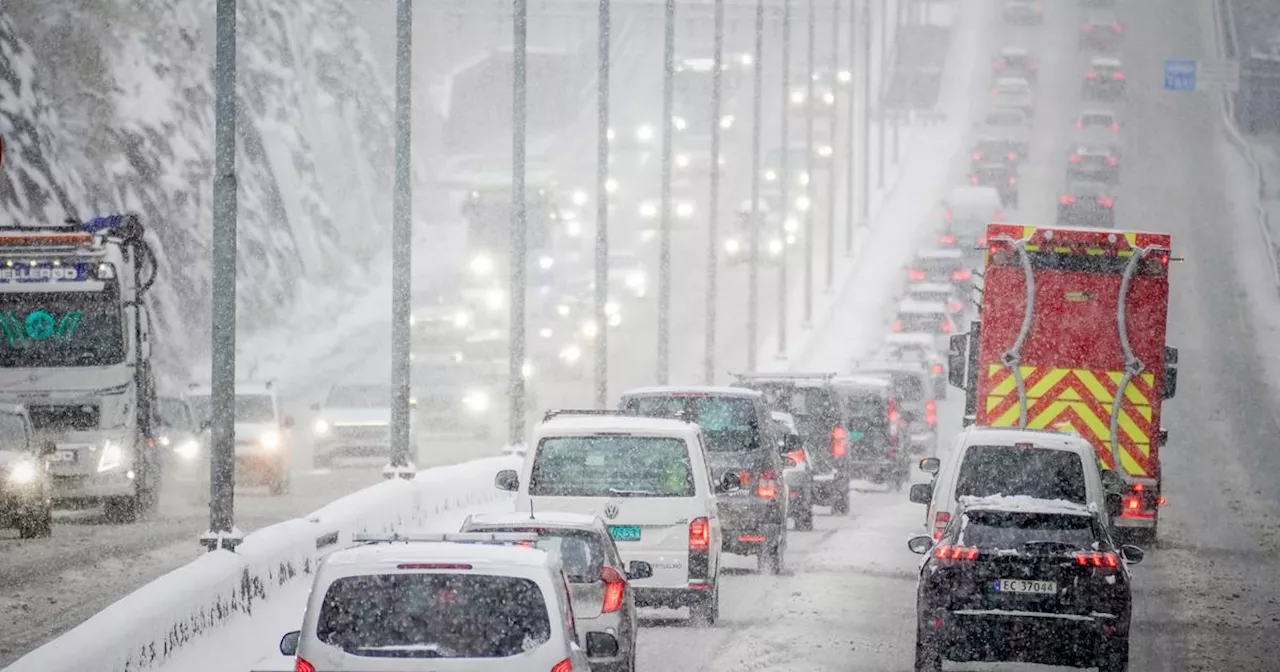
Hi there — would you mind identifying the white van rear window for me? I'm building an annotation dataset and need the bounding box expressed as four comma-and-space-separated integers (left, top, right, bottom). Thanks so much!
955, 445, 1088, 504
529, 436, 695, 497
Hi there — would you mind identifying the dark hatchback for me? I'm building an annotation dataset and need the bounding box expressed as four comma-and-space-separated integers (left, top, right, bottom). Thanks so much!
852, 361, 939, 455
730, 373, 849, 513
619, 386, 789, 573
830, 375, 908, 490
909, 500, 1143, 672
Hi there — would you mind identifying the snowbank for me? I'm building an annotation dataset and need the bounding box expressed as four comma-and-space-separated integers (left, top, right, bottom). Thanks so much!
4, 456, 519, 672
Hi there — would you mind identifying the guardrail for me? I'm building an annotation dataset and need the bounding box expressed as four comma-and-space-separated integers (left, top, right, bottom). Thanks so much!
5, 455, 520, 672
1214, 0, 1280, 296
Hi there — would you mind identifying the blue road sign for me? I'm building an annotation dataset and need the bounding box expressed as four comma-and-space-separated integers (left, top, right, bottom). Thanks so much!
1164, 59, 1196, 92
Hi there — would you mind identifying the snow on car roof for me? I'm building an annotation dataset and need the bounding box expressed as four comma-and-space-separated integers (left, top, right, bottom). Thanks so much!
885, 332, 939, 347
907, 282, 956, 294
958, 494, 1094, 517
622, 385, 762, 399
959, 426, 1096, 452
831, 374, 891, 388
329, 538, 555, 570
899, 300, 950, 313
464, 511, 604, 531
539, 414, 699, 436
998, 46, 1029, 57
917, 248, 965, 259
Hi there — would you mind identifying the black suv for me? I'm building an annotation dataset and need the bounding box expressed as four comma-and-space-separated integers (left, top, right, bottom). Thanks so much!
619, 386, 789, 574
909, 500, 1143, 672
729, 373, 849, 513
850, 361, 939, 455
831, 375, 909, 491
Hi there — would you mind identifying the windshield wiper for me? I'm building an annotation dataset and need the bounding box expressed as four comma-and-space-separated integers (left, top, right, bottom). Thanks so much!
608, 487, 659, 497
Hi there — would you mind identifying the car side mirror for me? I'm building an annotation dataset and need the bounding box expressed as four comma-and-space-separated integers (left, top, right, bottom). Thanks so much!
282, 416, 295, 429
626, 560, 653, 580
907, 534, 935, 555
37, 440, 57, 457
918, 457, 941, 475
718, 471, 742, 493
279, 631, 300, 656
494, 469, 519, 492
909, 482, 934, 505
1120, 544, 1144, 565
948, 333, 968, 389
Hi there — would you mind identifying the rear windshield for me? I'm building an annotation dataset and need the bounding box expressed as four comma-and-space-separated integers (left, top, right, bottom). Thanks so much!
958, 510, 1096, 550
897, 313, 943, 331
909, 290, 951, 303
625, 395, 759, 451
316, 573, 551, 658
1081, 113, 1113, 126
746, 385, 837, 418
468, 528, 606, 583
915, 256, 964, 272
529, 436, 695, 497
955, 446, 1088, 504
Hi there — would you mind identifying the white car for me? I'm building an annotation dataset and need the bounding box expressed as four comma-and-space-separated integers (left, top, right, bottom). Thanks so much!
495, 409, 741, 624
310, 384, 417, 468
891, 299, 958, 337
910, 427, 1116, 541
278, 532, 592, 672
186, 381, 293, 495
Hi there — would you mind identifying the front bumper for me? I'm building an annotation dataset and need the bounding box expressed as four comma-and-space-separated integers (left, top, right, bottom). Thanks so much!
51, 470, 136, 505
925, 608, 1122, 668
234, 453, 287, 482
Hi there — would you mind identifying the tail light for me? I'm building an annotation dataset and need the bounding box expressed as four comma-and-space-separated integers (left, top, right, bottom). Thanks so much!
1112, 24, 1124, 34
891, 320, 903, 332
1060, 195, 1077, 205
1098, 197, 1114, 208
552, 660, 574, 672
940, 321, 953, 334
601, 566, 626, 613
933, 543, 979, 563
1027, 61, 1038, 71
947, 301, 963, 313
939, 234, 957, 245
689, 517, 710, 551
1124, 496, 1142, 512
734, 470, 752, 487
1075, 120, 1085, 130
1106, 156, 1119, 166
908, 269, 927, 281
951, 268, 971, 281
1069, 154, 1083, 164
831, 426, 848, 457
296, 659, 316, 672
1075, 551, 1120, 569
969, 174, 979, 184
993, 60, 1005, 70
1085, 70, 1098, 80
888, 398, 901, 424
925, 400, 938, 425
1008, 175, 1018, 185
1007, 151, 1018, 161
943, 208, 953, 221
786, 449, 805, 466
932, 363, 946, 375
1109, 122, 1119, 132
756, 471, 778, 499
972, 151, 984, 160
1081, 23, 1094, 32
932, 511, 951, 539
1113, 72, 1126, 81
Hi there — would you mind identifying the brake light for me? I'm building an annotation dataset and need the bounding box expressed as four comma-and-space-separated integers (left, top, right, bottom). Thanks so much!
1008, 175, 1018, 185
1075, 551, 1120, 568
1125, 496, 1141, 511
296, 659, 315, 672
1106, 156, 1119, 166
1132, 483, 1144, 493
939, 234, 957, 245
1085, 70, 1098, 80
925, 400, 937, 425
943, 208, 953, 221
786, 449, 805, 466
932, 363, 945, 375
1109, 122, 1119, 132
969, 174, 979, 184
933, 544, 979, 562
891, 320, 903, 332
1007, 151, 1018, 162
1112, 24, 1124, 34
1028, 62, 1038, 71
601, 566, 626, 613
993, 61, 1005, 70
1075, 120, 1085, 130
951, 268, 971, 281
832, 426, 848, 457
972, 151, 983, 160
977, 236, 988, 245
888, 398, 901, 424
1081, 23, 1093, 32
552, 659, 573, 672
1069, 154, 1083, 164
1113, 71, 1126, 81
689, 517, 710, 551
756, 471, 778, 499
1060, 195, 1076, 205
947, 301, 963, 313
932, 511, 950, 539
1098, 196, 1114, 208
908, 269, 927, 281
941, 321, 953, 334
734, 470, 752, 487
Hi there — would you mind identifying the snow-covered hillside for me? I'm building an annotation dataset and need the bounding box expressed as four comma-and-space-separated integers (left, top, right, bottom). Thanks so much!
0, 0, 400, 375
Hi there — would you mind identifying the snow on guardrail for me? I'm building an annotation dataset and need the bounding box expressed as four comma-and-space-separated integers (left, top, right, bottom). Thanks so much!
4, 456, 519, 672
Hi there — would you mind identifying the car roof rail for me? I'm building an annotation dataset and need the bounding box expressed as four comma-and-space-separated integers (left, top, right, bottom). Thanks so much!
544, 408, 697, 424
351, 532, 538, 546
730, 372, 836, 381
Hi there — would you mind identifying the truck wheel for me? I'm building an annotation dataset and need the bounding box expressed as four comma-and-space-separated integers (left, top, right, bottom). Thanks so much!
103, 496, 139, 524
18, 507, 53, 539
689, 580, 719, 626
759, 534, 786, 575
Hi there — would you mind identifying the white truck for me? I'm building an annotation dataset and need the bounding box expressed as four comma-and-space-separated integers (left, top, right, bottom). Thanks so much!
0, 216, 161, 522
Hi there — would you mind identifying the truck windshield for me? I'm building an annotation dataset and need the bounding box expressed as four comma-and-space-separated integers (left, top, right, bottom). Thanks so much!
0, 292, 125, 368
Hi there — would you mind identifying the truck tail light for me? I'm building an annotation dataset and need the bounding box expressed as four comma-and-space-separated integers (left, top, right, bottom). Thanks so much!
925, 400, 937, 425
296, 659, 316, 672
932, 511, 951, 540
831, 426, 848, 457
601, 566, 626, 613
756, 471, 778, 499
689, 517, 710, 551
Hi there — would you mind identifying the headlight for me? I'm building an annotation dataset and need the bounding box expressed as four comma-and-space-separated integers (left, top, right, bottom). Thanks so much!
636, 124, 655, 142
158, 435, 172, 447
822, 92, 836, 106
672, 116, 687, 131
639, 202, 658, 219
676, 202, 695, 219
538, 255, 555, 270
605, 300, 620, 316
259, 430, 281, 451
454, 311, 472, 328
469, 254, 495, 277
98, 440, 123, 472
786, 232, 798, 245
559, 345, 583, 363
565, 220, 583, 237
626, 271, 646, 288
790, 90, 806, 105
606, 127, 616, 141
539, 327, 554, 339
740, 53, 754, 67
795, 196, 811, 212
607, 312, 622, 327
462, 390, 491, 413
572, 189, 589, 207
799, 171, 811, 186
675, 153, 691, 169
581, 320, 600, 339
175, 440, 200, 461
765, 169, 778, 182
817, 144, 834, 158
7, 460, 38, 485
485, 289, 505, 311
720, 115, 735, 129
522, 361, 535, 379
556, 304, 571, 317
837, 70, 852, 83
605, 178, 619, 193
640, 228, 657, 242
785, 216, 800, 233
725, 238, 742, 254
314, 418, 330, 435
768, 238, 785, 255
409, 315, 417, 326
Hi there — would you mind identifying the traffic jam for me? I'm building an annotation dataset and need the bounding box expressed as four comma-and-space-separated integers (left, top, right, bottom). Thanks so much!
249, 1, 1181, 671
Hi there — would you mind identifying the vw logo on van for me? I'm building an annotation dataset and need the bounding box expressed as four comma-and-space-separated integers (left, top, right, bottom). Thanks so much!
603, 503, 620, 519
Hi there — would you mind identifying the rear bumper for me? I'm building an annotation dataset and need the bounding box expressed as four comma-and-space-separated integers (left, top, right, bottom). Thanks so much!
926, 608, 1123, 666
634, 585, 712, 609
722, 520, 785, 554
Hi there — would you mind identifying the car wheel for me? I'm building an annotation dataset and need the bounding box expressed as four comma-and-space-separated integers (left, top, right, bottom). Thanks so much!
760, 534, 786, 575
103, 496, 139, 524
1098, 636, 1130, 672
795, 494, 815, 531
17, 507, 53, 539
832, 484, 850, 514
915, 622, 943, 672
689, 580, 719, 626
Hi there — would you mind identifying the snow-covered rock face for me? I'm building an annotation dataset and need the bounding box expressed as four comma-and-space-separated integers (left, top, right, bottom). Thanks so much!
0, 0, 398, 378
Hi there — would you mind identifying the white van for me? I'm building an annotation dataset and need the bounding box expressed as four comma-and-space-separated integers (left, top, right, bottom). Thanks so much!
909, 427, 1114, 540
495, 410, 741, 625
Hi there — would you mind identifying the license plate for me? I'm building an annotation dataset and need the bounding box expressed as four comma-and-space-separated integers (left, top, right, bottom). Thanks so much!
50, 450, 77, 463
994, 578, 1058, 595
608, 526, 641, 541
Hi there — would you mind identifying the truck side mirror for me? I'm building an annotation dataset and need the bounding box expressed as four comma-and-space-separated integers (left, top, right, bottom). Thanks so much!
1162, 346, 1178, 400
494, 469, 520, 492
948, 333, 968, 389
279, 631, 300, 656
918, 457, 941, 475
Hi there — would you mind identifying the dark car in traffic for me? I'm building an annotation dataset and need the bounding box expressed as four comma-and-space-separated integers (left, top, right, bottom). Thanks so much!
831, 375, 909, 491
1057, 181, 1117, 228
1082, 56, 1127, 100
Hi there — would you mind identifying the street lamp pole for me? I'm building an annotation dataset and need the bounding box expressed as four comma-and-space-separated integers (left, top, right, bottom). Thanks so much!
746, 0, 764, 371
824, 0, 839, 289
657, 0, 676, 383
594, 0, 611, 408
802, 0, 815, 325
508, 0, 529, 446
704, 0, 725, 384
777, 0, 791, 358
386, 0, 415, 480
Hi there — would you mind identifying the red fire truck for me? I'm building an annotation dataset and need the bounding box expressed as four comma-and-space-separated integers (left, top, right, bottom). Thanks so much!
948, 224, 1178, 543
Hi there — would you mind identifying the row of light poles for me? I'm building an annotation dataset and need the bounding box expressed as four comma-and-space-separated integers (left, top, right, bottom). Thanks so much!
203, 0, 902, 547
